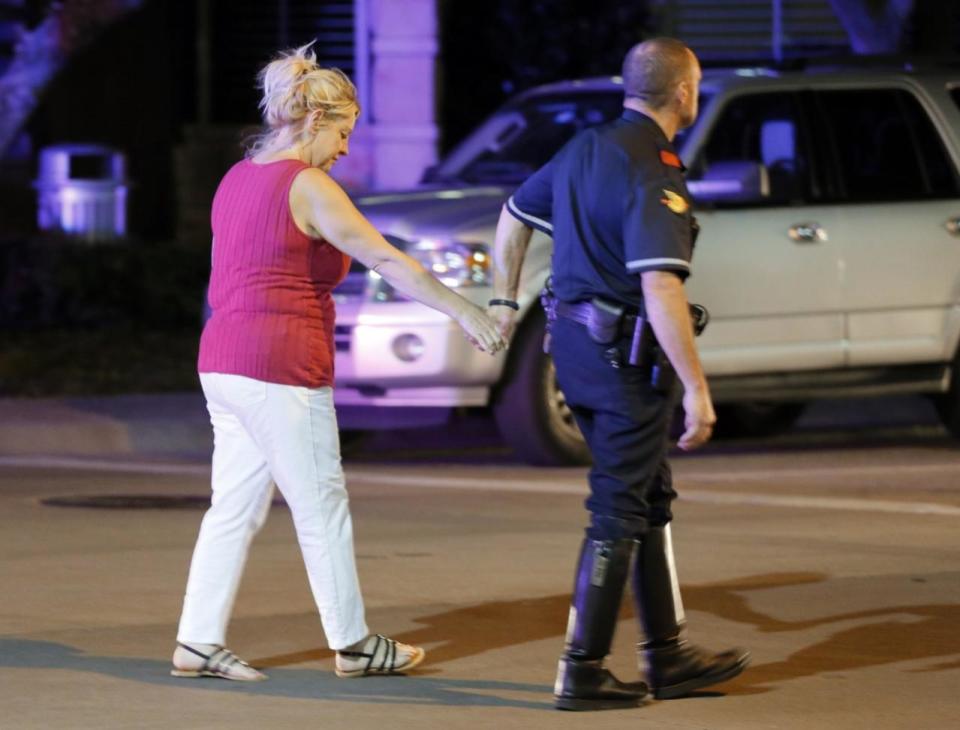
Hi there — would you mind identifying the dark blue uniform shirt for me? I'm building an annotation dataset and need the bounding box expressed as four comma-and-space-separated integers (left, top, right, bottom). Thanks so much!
507, 108, 696, 308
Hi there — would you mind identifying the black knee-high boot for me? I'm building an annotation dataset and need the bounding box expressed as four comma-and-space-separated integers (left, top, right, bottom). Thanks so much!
632, 525, 750, 699
554, 538, 649, 711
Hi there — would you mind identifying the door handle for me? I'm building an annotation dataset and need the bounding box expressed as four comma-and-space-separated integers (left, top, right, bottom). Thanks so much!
788, 222, 827, 243
946, 217, 960, 237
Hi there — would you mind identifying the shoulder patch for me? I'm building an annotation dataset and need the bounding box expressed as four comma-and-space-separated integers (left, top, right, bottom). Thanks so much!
659, 150, 682, 169
660, 189, 689, 214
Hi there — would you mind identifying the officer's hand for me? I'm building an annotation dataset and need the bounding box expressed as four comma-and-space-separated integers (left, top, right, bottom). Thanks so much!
678, 386, 716, 451
486, 305, 519, 342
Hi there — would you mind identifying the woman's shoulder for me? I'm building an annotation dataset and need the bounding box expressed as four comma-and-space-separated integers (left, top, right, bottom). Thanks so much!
289, 165, 342, 199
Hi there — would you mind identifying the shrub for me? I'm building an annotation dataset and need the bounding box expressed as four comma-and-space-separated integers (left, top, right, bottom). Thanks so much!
0, 234, 209, 331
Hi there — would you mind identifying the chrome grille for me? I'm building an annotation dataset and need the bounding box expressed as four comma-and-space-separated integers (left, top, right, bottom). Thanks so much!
334, 324, 352, 352
333, 271, 369, 302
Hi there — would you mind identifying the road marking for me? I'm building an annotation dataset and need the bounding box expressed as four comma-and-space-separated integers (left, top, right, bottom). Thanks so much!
678, 461, 960, 482
2, 455, 959, 516
345, 471, 960, 516
680, 491, 960, 516
0, 455, 210, 476
5, 454, 958, 482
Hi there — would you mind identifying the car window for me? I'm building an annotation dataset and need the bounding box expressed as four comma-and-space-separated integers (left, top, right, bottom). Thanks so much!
902, 91, 960, 197
689, 91, 810, 205
815, 88, 959, 201
431, 90, 710, 185
435, 92, 624, 184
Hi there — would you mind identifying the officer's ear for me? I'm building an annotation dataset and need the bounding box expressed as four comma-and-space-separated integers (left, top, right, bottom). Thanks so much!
675, 54, 697, 108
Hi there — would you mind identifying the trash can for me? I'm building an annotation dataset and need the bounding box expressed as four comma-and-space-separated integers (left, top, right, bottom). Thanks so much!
34, 144, 128, 243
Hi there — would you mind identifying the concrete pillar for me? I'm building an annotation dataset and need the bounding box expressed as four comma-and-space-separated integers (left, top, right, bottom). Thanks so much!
331, 0, 438, 191
368, 0, 438, 189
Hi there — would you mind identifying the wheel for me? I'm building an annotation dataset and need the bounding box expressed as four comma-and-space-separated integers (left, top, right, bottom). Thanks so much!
934, 361, 960, 438
492, 307, 591, 465
338, 429, 367, 456
714, 402, 806, 439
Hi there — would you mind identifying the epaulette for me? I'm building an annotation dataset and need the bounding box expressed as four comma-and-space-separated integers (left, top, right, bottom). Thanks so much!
658, 149, 685, 171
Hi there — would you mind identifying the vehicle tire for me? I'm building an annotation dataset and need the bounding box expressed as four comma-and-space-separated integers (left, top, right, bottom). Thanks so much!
338, 429, 367, 456
714, 402, 806, 439
933, 361, 960, 438
492, 307, 591, 466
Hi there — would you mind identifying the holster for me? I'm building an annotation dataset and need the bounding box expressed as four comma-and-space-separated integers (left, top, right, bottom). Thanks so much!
584, 298, 625, 345
541, 288, 633, 353
546, 293, 652, 369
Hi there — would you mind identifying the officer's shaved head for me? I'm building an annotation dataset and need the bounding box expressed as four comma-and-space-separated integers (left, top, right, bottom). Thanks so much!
622, 38, 696, 109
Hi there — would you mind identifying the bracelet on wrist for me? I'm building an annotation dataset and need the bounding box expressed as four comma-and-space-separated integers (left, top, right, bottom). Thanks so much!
488, 298, 520, 311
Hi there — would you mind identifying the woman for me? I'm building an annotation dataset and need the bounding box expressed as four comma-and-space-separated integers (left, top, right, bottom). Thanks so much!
171, 43, 505, 682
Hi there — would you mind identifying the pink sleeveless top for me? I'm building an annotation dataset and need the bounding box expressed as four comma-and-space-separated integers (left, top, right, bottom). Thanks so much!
198, 158, 350, 387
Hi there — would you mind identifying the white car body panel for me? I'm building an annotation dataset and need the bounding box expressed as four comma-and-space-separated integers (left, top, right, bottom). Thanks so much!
688, 205, 846, 373
836, 200, 960, 365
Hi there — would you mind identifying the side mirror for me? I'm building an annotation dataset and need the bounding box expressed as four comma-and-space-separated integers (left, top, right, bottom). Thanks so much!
688, 161, 770, 204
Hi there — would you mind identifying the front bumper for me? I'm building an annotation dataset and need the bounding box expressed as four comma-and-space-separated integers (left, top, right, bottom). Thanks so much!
333, 300, 504, 409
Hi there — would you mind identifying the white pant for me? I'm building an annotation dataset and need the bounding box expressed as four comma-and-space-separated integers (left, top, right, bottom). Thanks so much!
177, 373, 368, 650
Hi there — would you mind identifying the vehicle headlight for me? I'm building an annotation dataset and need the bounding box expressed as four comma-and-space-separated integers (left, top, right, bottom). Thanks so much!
369, 236, 492, 302
407, 239, 491, 288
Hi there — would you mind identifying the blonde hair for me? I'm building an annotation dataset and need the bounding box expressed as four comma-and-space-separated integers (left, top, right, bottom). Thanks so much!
247, 42, 359, 157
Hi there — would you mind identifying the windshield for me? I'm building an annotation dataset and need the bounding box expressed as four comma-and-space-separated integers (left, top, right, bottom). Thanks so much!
429, 89, 709, 185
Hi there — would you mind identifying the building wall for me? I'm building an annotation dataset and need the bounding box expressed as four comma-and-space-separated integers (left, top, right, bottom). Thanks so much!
333, 0, 439, 191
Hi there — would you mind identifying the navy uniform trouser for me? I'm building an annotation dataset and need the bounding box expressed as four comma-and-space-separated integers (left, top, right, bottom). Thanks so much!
550, 316, 678, 541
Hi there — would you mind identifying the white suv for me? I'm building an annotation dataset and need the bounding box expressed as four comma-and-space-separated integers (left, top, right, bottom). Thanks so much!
334, 66, 960, 464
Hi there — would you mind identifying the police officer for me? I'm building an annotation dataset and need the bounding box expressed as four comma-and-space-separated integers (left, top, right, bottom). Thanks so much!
487, 38, 749, 711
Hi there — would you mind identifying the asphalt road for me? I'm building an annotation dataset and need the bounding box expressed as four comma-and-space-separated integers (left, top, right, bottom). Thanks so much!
1, 400, 959, 729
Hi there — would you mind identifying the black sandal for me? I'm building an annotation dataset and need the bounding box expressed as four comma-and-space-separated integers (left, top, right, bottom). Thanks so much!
335, 634, 426, 678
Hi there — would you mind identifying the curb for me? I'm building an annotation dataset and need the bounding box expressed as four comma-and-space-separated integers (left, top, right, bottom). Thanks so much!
0, 392, 211, 458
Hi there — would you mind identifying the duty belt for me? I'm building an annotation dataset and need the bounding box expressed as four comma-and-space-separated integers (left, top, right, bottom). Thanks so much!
546, 295, 655, 371
543, 291, 707, 391
554, 299, 641, 340
553, 298, 709, 340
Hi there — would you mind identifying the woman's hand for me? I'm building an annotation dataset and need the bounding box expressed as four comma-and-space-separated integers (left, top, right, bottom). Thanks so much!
456, 303, 508, 354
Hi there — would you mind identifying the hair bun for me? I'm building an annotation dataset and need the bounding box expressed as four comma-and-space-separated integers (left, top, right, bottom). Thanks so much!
248, 42, 359, 157
288, 57, 317, 78
257, 44, 318, 127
